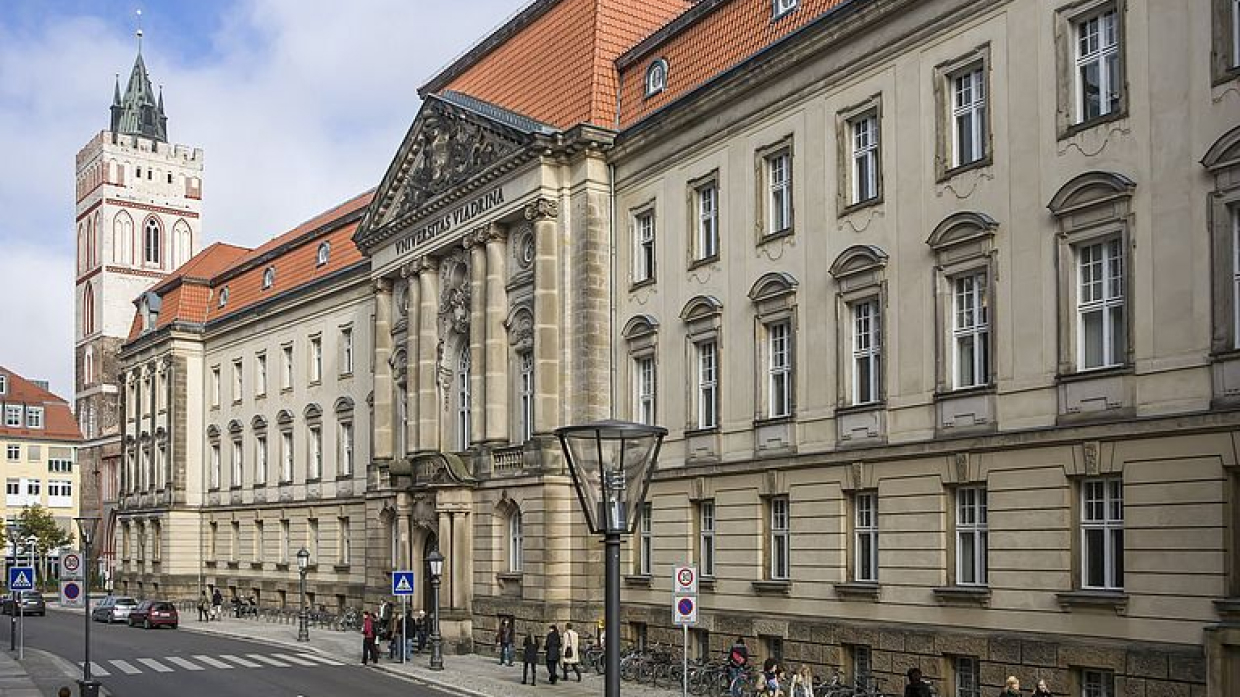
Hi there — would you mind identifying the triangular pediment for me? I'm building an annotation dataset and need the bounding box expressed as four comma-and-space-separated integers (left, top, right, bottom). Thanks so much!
355, 92, 554, 251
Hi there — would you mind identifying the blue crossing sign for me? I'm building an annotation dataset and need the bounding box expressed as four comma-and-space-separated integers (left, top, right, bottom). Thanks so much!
8, 567, 33, 591
392, 570, 415, 596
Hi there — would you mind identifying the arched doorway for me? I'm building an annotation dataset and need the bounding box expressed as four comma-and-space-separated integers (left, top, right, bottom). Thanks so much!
421, 531, 438, 614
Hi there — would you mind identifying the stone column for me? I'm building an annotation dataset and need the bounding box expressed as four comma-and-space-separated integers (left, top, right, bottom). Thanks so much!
371, 278, 394, 462
403, 263, 422, 459
396, 491, 412, 569
484, 225, 510, 444
466, 232, 487, 446
416, 257, 441, 452
526, 198, 561, 434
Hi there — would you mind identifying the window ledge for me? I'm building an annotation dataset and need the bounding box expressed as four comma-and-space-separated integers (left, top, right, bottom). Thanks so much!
306, 477, 322, 484
699, 577, 716, 592
629, 279, 656, 292
834, 581, 880, 601
933, 384, 995, 401
204, 560, 218, 568
839, 196, 883, 219
1059, 109, 1128, 141
932, 585, 991, 605
688, 255, 720, 271
623, 574, 653, 588
753, 414, 793, 428
937, 156, 993, 184
758, 228, 794, 246
684, 426, 720, 437
1214, 597, 1240, 620
249, 562, 263, 569
1211, 348, 1240, 363
752, 579, 792, 595
274, 562, 290, 571
1056, 590, 1128, 614
332, 563, 351, 572
335, 474, 355, 481
834, 402, 885, 417
1056, 365, 1133, 384
496, 572, 523, 583
226, 561, 239, 569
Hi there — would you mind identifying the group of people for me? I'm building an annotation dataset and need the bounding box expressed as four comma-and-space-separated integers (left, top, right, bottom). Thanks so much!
360, 599, 431, 665
493, 618, 584, 686
196, 587, 224, 621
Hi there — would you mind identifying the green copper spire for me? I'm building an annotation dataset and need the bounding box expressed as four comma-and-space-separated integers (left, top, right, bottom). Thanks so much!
109, 31, 168, 142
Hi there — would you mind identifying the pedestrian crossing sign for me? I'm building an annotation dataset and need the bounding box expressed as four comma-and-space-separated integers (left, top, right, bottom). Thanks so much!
392, 570, 415, 596
8, 566, 33, 591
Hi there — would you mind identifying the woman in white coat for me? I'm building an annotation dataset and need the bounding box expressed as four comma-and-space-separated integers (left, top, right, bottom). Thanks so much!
561, 622, 582, 682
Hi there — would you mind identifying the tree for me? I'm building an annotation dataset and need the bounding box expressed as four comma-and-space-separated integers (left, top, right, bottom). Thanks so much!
12, 505, 72, 586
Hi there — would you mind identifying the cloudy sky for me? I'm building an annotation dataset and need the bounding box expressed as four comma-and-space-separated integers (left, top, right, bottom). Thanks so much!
0, 0, 528, 401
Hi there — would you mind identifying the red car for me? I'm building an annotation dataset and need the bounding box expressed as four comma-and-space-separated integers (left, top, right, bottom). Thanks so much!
127, 600, 178, 629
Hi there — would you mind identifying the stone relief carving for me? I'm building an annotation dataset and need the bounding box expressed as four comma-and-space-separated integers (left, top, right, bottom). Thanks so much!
523, 198, 559, 221
505, 306, 534, 352
436, 254, 471, 407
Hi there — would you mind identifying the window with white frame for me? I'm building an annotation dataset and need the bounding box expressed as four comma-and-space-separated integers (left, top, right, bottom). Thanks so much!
338, 516, 351, 565
956, 486, 988, 585
1082, 669, 1115, 697
1074, 7, 1121, 123
634, 356, 656, 425
6, 445, 18, 461
209, 442, 221, 490
1233, 207, 1240, 349
341, 327, 354, 374
766, 149, 792, 235
339, 421, 354, 477
850, 112, 880, 205
518, 350, 534, 442
769, 496, 790, 580
282, 345, 294, 389
1077, 237, 1125, 369
47, 479, 72, 507
953, 271, 990, 388
255, 434, 268, 485
25, 406, 42, 429
633, 210, 656, 284
699, 500, 716, 577
1081, 476, 1124, 590
696, 182, 719, 261
256, 353, 267, 396
144, 218, 161, 265
456, 352, 471, 451
853, 492, 878, 582
952, 66, 987, 167
280, 519, 290, 563
4, 405, 20, 427
232, 359, 242, 402
954, 657, 980, 697
852, 299, 882, 405
508, 510, 524, 572
638, 502, 653, 575
773, 0, 798, 19
281, 430, 294, 482
767, 321, 792, 418
308, 426, 322, 479
211, 366, 221, 407
309, 336, 322, 383
696, 340, 719, 429
231, 439, 243, 488
645, 59, 668, 97
48, 457, 72, 472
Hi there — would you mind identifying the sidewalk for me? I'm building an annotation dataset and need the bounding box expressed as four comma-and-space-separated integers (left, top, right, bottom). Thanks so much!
179, 614, 685, 697
0, 651, 42, 697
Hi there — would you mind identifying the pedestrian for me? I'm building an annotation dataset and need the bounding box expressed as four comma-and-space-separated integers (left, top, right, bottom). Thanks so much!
761, 657, 783, 697
727, 637, 749, 697
496, 617, 515, 666
999, 676, 1021, 697
789, 664, 814, 697
416, 611, 428, 652
197, 591, 209, 622
404, 612, 417, 659
388, 612, 401, 659
362, 610, 380, 665
210, 587, 223, 621
1031, 679, 1052, 697
544, 624, 562, 684
521, 632, 540, 685
905, 668, 933, 697
561, 622, 581, 681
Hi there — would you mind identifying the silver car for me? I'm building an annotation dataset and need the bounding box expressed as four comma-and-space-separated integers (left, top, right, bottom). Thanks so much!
91, 596, 138, 623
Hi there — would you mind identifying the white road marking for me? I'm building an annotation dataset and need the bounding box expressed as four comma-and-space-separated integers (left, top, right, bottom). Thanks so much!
295, 653, 344, 666
247, 654, 291, 667
137, 658, 174, 673
109, 659, 143, 675
219, 654, 263, 668
192, 654, 234, 669
165, 656, 204, 671
81, 662, 110, 677
271, 653, 319, 666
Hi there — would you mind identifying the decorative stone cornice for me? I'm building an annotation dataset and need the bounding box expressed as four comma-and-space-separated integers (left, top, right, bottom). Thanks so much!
523, 198, 558, 221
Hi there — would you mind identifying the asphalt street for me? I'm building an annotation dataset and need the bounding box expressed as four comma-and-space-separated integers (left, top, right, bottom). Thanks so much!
15, 610, 457, 697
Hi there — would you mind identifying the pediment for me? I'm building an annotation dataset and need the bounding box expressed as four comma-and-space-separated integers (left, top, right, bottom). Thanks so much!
355, 92, 553, 250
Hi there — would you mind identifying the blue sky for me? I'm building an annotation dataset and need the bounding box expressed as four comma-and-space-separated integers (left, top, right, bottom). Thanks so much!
0, 0, 529, 400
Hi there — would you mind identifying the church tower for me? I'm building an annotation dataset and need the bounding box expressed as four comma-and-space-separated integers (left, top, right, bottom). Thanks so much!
74, 37, 203, 546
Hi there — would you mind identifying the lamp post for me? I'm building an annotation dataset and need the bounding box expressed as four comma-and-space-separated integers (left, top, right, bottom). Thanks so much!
555, 419, 666, 697
296, 547, 310, 642
75, 516, 102, 697
7, 522, 17, 652
426, 549, 444, 671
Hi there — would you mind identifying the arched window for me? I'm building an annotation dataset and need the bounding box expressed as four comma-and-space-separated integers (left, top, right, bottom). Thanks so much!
77, 224, 86, 273
173, 220, 192, 269
84, 346, 95, 385
508, 509, 523, 572
645, 59, 668, 97
113, 212, 134, 265
262, 267, 276, 289
144, 218, 162, 266
316, 242, 330, 267
82, 282, 95, 336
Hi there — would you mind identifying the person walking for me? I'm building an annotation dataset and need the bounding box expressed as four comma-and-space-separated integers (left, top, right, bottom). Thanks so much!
544, 624, 562, 685
761, 657, 783, 697
789, 664, 814, 697
1031, 679, 1052, 697
561, 622, 582, 681
210, 587, 223, 621
905, 668, 933, 697
999, 676, 1022, 697
521, 633, 540, 685
362, 610, 380, 665
496, 617, 515, 666
197, 591, 209, 622
727, 637, 749, 697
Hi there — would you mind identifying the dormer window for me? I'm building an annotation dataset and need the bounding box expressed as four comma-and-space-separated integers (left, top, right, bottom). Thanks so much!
645, 59, 668, 98
316, 242, 330, 267
773, 0, 799, 19
218, 287, 229, 307
262, 267, 276, 290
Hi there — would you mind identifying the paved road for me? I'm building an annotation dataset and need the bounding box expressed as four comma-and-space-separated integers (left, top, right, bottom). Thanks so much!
18, 611, 456, 697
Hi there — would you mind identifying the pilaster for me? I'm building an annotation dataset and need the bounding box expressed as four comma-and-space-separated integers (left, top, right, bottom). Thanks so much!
372, 278, 394, 462
466, 231, 488, 446
403, 262, 422, 458
417, 257, 441, 452
484, 225, 510, 443
526, 198, 561, 435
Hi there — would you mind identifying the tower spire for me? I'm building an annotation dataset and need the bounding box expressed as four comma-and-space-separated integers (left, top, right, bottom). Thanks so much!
109, 9, 167, 143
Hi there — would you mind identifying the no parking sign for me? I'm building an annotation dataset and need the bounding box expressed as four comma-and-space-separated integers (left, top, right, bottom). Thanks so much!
673, 595, 697, 626
60, 580, 84, 608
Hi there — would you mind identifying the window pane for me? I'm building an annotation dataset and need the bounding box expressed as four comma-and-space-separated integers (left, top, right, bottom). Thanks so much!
959, 532, 976, 584
957, 335, 976, 387
1081, 62, 1101, 120
1108, 304, 1125, 366
858, 534, 872, 580
1085, 528, 1105, 587
1112, 528, 1124, 587
1082, 309, 1104, 368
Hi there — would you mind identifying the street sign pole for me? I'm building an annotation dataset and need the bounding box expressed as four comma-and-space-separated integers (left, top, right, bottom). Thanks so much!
402, 596, 408, 664
682, 622, 688, 697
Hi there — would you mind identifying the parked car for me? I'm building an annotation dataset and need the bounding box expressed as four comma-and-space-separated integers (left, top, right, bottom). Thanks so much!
91, 596, 138, 623
127, 600, 178, 629
1, 591, 46, 616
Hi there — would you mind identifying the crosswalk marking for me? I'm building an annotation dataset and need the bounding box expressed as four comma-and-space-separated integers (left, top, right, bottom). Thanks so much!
164, 657, 204, 671
296, 653, 344, 666
110, 659, 142, 675
81, 662, 110, 677
247, 653, 290, 667
271, 653, 318, 666
191, 655, 234, 669
220, 654, 263, 668
136, 658, 174, 673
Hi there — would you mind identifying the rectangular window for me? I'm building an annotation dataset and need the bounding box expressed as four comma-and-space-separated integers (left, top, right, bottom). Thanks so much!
1075, 7, 1121, 123
768, 321, 792, 418
281, 431, 293, 482
696, 182, 719, 261
208, 522, 218, 561
338, 516, 351, 565
0, 375, 5, 394
850, 113, 880, 204
1077, 238, 1125, 369
211, 367, 221, 408
854, 492, 878, 582
25, 407, 43, 429
956, 487, 988, 585
4, 405, 20, 427
280, 519, 290, 563
309, 336, 322, 383
256, 353, 267, 396
282, 345, 293, 390
1082, 669, 1115, 697
852, 299, 882, 405
27, 444, 39, 461
231, 439, 243, 488
1082, 477, 1124, 590
48, 458, 72, 472
634, 356, 656, 425
637, 503, 654, 575
254, 520, 264, 562
1233, 208, 1239, 350
699, 500, 716, 577
231, 521, 240, 561
851, 645, 872, 691
456, 354, 471, 451
634, 211, 656, 284
508, 512, 524, 572
232, 359, 242, 402
955, 657, 981, 697
339, 422, 354, 477
255, 435, 268, 485
952, 67, 987, 167
518, 351, 534, 442
209, 443, 221, 490
697, 340, 718, 429
953, 272, 990, 388
341, 327, 354, 374
769, 496, 790, 580
767, 150, 792, 234
308, 426, 322, 480
308, 519, 319, 562
5, 445, 18, 461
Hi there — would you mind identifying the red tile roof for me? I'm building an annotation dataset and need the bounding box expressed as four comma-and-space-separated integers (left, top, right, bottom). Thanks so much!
616, 0, 847, 129
126, 243, 251, 342
0, 366, 82, 442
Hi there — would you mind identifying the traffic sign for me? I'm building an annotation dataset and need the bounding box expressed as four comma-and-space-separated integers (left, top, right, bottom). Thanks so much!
673, 565, 697, 594
673, 595, 697, 626
61, 551, 82, 580
7, 567, 33, 591
392, 570, 415, 596
60, 580, 83, 608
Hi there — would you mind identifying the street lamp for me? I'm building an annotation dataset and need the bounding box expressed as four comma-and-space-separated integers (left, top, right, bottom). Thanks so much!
296, 547, 310, 642
7, 521, 18, 652
74, 516, 102, 697
426, 548, 444, 671
555, 419, 666, 697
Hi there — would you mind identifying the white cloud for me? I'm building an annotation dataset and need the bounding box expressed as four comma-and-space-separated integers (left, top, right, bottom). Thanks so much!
0, 0, 529, 401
